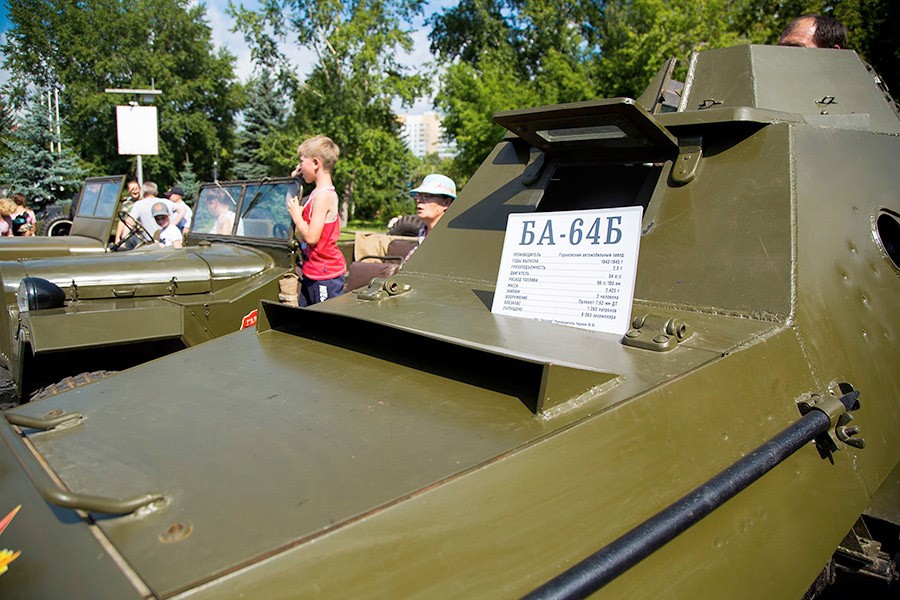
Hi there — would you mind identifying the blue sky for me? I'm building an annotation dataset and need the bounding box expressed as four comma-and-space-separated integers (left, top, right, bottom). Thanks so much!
1, 1, 455, 112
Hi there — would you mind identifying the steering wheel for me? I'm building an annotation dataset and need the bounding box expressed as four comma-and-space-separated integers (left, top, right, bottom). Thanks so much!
273, 222, 292, 239
110, 210, 154, 252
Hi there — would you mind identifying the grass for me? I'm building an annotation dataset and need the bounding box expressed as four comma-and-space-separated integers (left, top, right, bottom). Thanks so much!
339, 219, 390, 241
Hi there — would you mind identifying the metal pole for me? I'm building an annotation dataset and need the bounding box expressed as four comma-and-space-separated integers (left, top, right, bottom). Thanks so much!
46, 90, 53, 152
54, 87, 61, 154
137, 155, 143, 188
524, 394, 857, 600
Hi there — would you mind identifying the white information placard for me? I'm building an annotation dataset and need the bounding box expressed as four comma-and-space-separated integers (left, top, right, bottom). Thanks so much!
116, 105, 159, 155
491, 207, 643, 334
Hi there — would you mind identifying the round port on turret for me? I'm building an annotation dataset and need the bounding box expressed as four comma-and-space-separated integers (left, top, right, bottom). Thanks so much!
874, 209, 900, 270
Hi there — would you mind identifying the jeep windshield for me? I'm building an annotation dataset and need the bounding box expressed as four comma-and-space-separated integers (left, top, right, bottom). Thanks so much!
190, 179, 297, 241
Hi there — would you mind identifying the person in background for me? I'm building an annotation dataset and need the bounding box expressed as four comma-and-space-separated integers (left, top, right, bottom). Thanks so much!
204, 188, 243, 235
286, 135, 346, 306
164, 186, 192, 234
10, 193, 36, 236
114, 179, 143, 245
151, 202, 183, 248
778, 14, 847, 49
410, 173, 457, 239
0, 199, 17, 237
126, 181, 187, 242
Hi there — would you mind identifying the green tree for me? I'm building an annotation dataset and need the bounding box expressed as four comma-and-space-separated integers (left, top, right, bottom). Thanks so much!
430, 0, 599, 177
1, 0, 243, 184
596, 0, 749, 98
0, 92, 86, 212
233, 0, 430, 221
664, 1, 900, 97
0, 95, 15, 159
176, 157, 201, 203
831, 0, 900, 95
233, 68, 289, 179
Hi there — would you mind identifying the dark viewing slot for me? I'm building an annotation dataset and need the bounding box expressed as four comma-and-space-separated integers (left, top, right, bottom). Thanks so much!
262, 301, 546, 413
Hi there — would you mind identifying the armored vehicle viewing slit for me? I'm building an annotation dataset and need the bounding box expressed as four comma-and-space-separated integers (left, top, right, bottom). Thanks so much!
0, 45, 898, 599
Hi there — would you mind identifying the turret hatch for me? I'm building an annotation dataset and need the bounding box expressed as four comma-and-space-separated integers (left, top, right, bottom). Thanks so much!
494, 98, 679, 162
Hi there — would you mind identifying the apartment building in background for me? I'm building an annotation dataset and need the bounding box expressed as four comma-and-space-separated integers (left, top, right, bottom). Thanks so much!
397, 111, 457, 158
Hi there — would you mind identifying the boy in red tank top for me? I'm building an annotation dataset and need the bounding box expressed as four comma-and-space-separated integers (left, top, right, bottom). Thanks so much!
286, 136, 347, 306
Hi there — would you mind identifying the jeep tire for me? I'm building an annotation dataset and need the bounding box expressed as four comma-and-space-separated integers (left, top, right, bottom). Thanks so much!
38, 213, 74, 237
29, 370, 117, 401
388, 214, 424, 237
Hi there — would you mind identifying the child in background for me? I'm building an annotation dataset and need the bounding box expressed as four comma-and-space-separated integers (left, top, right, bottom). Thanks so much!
151, 202, 183, 248
0, 199, 17, 237
286, 136, 346, 306
10, 193, 36, 236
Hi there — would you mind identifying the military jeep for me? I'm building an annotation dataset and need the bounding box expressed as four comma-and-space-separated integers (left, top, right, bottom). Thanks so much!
0, 175, 131, 261
0, 178, 301, 400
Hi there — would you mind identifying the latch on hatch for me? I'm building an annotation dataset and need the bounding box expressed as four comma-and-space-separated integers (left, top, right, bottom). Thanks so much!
671, 136, 702, 185
622, 313, 692, 351
357, 276, 412, 301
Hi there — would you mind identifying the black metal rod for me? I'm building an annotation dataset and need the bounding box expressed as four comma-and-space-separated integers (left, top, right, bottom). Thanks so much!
524, 409, 833, 600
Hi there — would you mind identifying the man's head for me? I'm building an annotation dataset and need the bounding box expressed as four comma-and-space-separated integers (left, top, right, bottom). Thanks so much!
152, 201, 170, 227
126, 180, 141, 199
411, 174, 457, 229
204, 190, 230, 215
779, 14, 847, 49
143, 181, 159, 199
165, 186, 185, 203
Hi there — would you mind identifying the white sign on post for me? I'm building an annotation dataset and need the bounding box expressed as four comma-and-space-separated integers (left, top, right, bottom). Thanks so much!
115, 105, 159, 155
491, 207, 643, 335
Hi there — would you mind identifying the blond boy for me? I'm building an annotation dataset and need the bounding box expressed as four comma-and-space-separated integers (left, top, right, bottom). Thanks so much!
286, 136, 347, 305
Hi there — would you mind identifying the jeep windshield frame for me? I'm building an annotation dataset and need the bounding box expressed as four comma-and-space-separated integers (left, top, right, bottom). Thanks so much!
188, 178, 299, 245
67, 175, 127, 243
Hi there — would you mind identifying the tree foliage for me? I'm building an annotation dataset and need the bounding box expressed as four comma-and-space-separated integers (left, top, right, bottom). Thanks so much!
430, 1, 601, 177
596, 0, 749, 98
0, 95, 15, 160
0, 91, 86, 211
175, 157, 201, 203
430, 0, 900, 180
831, 0, 900, 98
232, 0, 430, 221
1, 0, 243, 185
233, 68, 289, 180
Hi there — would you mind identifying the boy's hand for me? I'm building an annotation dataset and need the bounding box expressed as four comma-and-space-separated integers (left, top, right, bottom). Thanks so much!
286, 195, 301, 216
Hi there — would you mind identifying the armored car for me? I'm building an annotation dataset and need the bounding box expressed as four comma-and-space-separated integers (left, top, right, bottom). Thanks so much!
1, 45, 898, 598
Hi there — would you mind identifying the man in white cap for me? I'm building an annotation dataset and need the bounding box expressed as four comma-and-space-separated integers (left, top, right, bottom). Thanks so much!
410, 173, 457, 239
151, 201, 183, 248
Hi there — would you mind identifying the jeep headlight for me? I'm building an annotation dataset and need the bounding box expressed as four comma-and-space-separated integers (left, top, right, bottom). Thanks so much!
17, 277, 66, 312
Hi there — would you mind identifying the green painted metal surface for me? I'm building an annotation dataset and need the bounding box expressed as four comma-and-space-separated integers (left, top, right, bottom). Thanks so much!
0, 45, 898, 599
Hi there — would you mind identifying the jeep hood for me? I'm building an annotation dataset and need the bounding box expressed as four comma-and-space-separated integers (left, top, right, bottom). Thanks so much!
0, 234, 107, 261
4, 244, 272, 300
